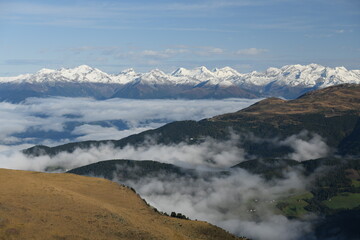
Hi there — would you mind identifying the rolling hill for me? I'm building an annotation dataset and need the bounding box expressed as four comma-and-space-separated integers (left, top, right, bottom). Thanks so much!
0, 168, 242, 240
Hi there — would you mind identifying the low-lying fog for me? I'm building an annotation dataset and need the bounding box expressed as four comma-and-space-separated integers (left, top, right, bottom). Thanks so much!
0, 97, 259, 148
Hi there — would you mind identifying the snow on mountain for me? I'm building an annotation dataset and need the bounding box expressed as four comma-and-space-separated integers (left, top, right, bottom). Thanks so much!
171, 67, 193, 77
213, 67, 242, 78
273, 63, 327, 87
118, 68, 137, 76
1, 64, 359, 89
32, 65, 116, 84
234, 64, 360, 88
113, 68, 139, 84
2, 65, 116, 84
235, 70, 275, 87
172, 66, 213, 78
136, 69, 172, 85
0, 74, 32, 83
170, 66, 217, 85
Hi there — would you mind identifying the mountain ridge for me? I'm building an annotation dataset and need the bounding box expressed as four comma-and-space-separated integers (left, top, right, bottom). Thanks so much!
2, 64, 359, 87
23, 84, 360, 159
1, 64, 359, 101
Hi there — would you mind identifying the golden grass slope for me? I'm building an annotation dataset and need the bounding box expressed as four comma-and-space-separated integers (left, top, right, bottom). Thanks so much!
0, 169, 241, 240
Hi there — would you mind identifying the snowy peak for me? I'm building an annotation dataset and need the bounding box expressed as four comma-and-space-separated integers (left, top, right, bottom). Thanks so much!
69, 64, 94, 73
265, 67, 281, 76
139, 69, 172, 85
171, 67, 191, 77
119, 68, 136, 75
113, 68, 139, 84
192, 66, 214, 78
12, 65, 114, 84
2, 65, 138, 85
273, 64, 359, 87
213, 67, 241, 78
171, 66, 214, 79
37, 68, 56, 75
1, 64, 359, 90
0, 73, 32, 83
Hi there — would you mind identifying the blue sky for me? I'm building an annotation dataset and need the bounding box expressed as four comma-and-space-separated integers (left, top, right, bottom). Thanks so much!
0, 0, 359, 76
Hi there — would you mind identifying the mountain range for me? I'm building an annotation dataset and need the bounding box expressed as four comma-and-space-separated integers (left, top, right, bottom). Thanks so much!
1, 64, 359, 101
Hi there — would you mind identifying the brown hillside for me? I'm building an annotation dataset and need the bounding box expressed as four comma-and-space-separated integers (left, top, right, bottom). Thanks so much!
211, 84, 360, 122
0, 169, 242, 240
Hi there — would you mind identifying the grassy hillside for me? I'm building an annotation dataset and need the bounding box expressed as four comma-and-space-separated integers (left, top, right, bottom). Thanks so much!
0, 169, 242, 240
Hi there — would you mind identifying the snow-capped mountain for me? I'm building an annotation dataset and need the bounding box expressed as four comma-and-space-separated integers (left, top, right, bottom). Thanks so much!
0, 64, 359, 101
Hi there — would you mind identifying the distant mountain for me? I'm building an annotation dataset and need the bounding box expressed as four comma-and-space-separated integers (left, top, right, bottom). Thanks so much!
0, 168, 242, 240
67, 159, 198, 181
24, 84, 360, 158
1, 64, 359, 101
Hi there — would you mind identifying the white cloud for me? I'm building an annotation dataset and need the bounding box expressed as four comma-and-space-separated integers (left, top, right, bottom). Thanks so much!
109, 135, 246, 168
164, 48, 189, 54
236, 48, 268, 56
0, 130, 333, 173
0, 97, 259, 146
72, 124, 154, 142
74, 45, 227, 62
140, 50, 169, 58
195, 47, 225, 56
120, 167, 314, 240
280, 131, 331, 161
210, 48, 224, 54
128, 46, 225, 60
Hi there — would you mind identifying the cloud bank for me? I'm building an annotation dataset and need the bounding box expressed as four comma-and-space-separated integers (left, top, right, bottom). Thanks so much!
0, 130, 330, 173
118, 167, 315, 240
0, 97, 259, 146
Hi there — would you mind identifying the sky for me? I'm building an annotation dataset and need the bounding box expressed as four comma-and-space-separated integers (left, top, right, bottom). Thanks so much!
0, 0, 359, 76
